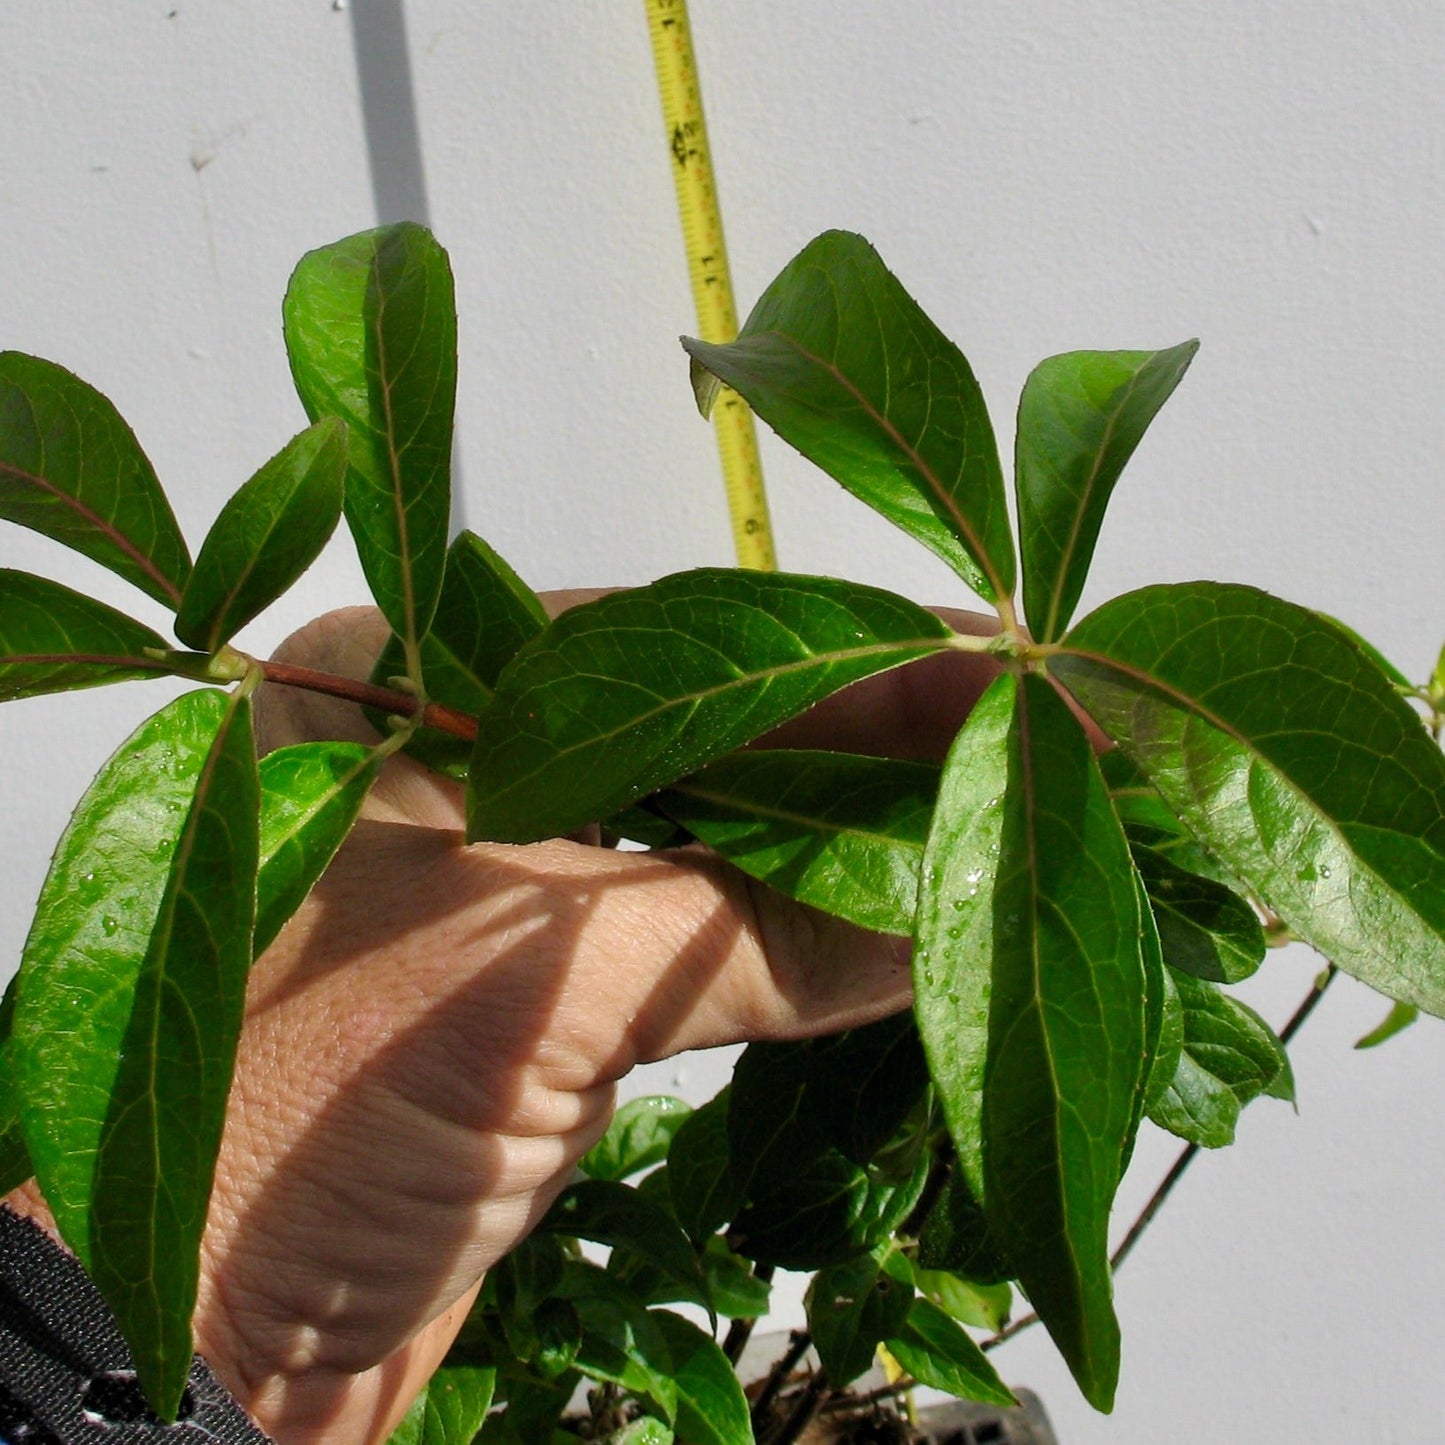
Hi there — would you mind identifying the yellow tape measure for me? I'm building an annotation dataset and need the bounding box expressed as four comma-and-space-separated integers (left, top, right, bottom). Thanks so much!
644, 0, 776, 571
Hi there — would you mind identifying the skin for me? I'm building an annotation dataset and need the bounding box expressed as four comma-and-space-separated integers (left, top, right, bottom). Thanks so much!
7, 597, 1004, 1445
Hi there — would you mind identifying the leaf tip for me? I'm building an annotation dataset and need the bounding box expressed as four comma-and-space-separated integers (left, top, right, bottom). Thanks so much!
683, 344, 723, 419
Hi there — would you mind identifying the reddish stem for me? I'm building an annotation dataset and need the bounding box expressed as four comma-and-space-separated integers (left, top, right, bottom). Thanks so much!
258, 659, 478, 741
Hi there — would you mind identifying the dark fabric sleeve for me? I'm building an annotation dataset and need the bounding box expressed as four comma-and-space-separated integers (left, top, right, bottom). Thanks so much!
0, 1206, 273, 1444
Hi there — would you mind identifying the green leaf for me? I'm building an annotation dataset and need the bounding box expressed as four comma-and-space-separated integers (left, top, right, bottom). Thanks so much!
0, 352, 191, 607
555, 1264, 678, 1423
539, 1180, 708, 1312
884, 1296, 1016, 1407
1130, 840, 1265, 985
806, 1251, 914, 1386
698, 1238, 772, 1319
728, 1016, 930, 1202
283, 223, 456, 657
175, 418, 347, 652
649, 1311, 753, 1445
467, 570, 954, 843
911, 1267, 1012, 1334
911, 673, 1015, 1198
915, 673, 1147, 1411
602, 1420, 673, 1445
1355, 998, 1420, 1050
656, 751, 939, 935
14, 688, 259, 1417
1016, 343, 1197, 642
1143, 964, 1186, 1111
666, 1090, 743, 1245
1315, 612, 1416, 694
915, 1168, 1012, 1286
368, 530, 547, 779
1146, 970, 1292, 1148
580, 1097, 693, 1182
0, 569, 170, 701
684, 232, 1014, 602
1054, 582, 1445, 1016
255, 741, 379, 957
729, 1144, 929, 1272
386, 1365, 497, 1445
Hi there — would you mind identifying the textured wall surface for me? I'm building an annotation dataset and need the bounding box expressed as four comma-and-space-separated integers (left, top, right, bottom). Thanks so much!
2, 4, 1443, 1440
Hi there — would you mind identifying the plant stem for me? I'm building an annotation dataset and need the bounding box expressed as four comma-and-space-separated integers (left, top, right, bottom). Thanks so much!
764, 1366, 831, 1445
981, 962, 1340, 1355
749, 1330, 812, 1435
722, 1265, 775, 1364
257, 658, 478, 740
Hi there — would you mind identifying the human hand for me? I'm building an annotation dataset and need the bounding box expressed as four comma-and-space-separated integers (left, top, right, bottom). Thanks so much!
11, 596, 1002, 1445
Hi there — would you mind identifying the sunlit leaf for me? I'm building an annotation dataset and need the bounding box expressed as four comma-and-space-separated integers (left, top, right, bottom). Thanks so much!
1146, 969, 1291, 1148
1355, 999, 1420, 1050
911, 1266, 1012, 1335
255, 741, 379, 956
0, 352, 191, 607
684, 231, 1015, 601
657, 750, 939, 934
915, 673, 1147, 1411
884, 1296, 1016, 1407
1055, 582, 1445, 1016
386, 1365, 497, 1445
650, 1311, 753, 1445
175, 417, 346, 652
14, 688, 258, 1417
580, 1097, 693, 1183
284, 223, 456, 657
0, 569, 170, 701
467, 570, 954, 844
1016, 343, 1197, 642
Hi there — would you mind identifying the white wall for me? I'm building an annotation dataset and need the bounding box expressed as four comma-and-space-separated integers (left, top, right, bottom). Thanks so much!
3, 4, 1444, 1440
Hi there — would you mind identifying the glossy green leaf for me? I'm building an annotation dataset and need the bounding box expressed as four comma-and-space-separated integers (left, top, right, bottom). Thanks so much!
1316, 612, 1416, 694
1355, 998, 1420, 1050
911, 1267, 1012, 1335
0, 569, 170, 701
884, 1296, 1016, 1407
1143, 965, 1186, 1111
649, 1311, 753, 1445
915, 673, 1147, 1411
1055, 582, 1445, 1016
255, 741, 379, 957
912, 673, 1015, 1198
806, 1251, 914, 1386
1130, 840, 1265, 984
666, 1090, 743, 1245
386, 1365, 497, 1445
467, 570, 954, 843
14, 687, 258, 1417
1016, 343, 1197, 642
698, 1238, 771, 1319
683, 231, 1014, 602
539, 1180, 708, 1312
1146, 970, 1291, 1148
0, 352, 191, 607
555, 1263, 677, 1423
601, 1419, 673, 1445
283, 223, 456, 656
175, 418, 346, 652
580, 1097, 693, 1182
656, 750, 939, 935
